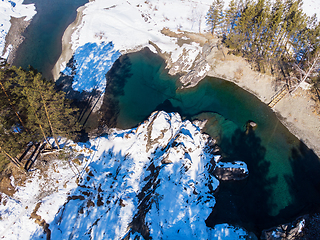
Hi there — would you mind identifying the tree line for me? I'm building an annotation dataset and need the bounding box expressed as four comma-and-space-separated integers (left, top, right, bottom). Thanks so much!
206, 0, 320, 85
0, 64, 80, 171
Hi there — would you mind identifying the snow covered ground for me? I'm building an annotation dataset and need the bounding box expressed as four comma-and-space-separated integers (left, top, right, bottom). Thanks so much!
0, 111, 248, 239
58, 0, 213, 92
0, 0, 36, 58
61, 42, 121, 92
59, 0, 320, 93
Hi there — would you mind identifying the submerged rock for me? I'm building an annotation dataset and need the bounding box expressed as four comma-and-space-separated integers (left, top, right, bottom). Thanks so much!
246, 120, 258, 134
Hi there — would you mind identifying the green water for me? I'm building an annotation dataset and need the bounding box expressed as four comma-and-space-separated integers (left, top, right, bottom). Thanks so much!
13, 0, 88, 80
100, 48, 320, 234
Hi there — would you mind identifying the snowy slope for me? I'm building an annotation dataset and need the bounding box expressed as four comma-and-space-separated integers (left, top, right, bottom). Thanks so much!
0, 111, 248, 239
69, 0, 211, 52
61, 42, 121, 92
0, 0, 36, 58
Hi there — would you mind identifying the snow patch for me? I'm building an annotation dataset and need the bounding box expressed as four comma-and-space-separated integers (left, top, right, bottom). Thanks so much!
61, 41, 121, 93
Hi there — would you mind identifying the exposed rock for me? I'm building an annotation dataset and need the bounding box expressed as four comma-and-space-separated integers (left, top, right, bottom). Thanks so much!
213, 160, 249, 181
179, 43, 214, 88
4, 16, 31, 63
246, 120, 257, 134
261, 216, 307, 240
213, 166, 248, 181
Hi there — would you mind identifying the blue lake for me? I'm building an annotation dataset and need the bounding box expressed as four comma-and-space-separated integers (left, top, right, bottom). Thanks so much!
98, 47, 320, 235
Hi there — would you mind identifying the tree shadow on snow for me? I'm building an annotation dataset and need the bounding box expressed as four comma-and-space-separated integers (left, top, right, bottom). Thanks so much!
98, 55, 133, 130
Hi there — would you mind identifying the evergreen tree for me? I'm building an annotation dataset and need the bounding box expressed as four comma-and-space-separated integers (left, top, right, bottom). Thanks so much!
21, 70, 80, 148
251, 0, 271, 70
224, 0, 239, 35
0, 66, 81, 170
266, 0, 285, 61
206, 0, 225, 35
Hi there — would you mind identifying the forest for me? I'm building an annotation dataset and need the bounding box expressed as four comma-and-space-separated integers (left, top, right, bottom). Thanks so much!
206, 0, 320, 101
0, 63, 80, 171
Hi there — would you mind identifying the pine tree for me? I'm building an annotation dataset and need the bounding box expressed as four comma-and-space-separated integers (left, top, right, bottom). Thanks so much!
266, 0, 285, 61
0, 66, 81, 170
206, 0, 225, 36
230, 0, 257, 53
21, 70, 81, 148
224, 0, 239, 35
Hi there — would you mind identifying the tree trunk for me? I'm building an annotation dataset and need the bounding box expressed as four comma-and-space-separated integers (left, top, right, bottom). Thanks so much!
0, 146, 21, 167
32, 108, 52, 148
291, 55, 319, 94
40, 93, 60, 149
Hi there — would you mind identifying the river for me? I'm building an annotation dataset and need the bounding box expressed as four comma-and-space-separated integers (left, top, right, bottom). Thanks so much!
13, 0, 88, 80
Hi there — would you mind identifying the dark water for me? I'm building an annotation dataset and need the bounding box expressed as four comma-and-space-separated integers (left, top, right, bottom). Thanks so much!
99, 48, 320, 236
13, 0, 88, 80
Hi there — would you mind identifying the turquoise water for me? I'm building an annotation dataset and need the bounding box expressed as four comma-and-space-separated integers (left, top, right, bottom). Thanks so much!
100, 48, 320, 235
13, 0, 88, 80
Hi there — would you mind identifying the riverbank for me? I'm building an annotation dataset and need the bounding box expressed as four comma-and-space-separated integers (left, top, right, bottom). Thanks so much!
52, 5, 86, 80
179, 31, 320, 156
3, 16, 31, 63
203, 36, 320, 157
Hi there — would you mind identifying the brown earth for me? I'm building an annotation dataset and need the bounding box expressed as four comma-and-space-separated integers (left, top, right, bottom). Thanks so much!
2, 16, 31, 64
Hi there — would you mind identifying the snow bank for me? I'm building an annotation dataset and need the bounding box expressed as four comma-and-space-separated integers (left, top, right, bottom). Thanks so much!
0, 0, 36, 58
35, 111, 222, 239
70, 0, 211, 52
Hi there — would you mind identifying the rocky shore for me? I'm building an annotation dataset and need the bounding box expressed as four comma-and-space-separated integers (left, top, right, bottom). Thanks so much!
2, 16, 32, 63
